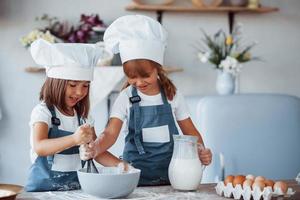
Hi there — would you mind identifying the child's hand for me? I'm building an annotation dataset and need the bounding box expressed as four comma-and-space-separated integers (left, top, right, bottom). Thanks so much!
73, 124, 93, 145
79, 144, 93, 161
79, 140, 100, 160
116, 161, 135, 173
198, 144, 212, 166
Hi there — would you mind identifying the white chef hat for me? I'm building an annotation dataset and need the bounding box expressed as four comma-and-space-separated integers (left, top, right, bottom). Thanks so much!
104, 15, 168, 65
30, 39, 104, 81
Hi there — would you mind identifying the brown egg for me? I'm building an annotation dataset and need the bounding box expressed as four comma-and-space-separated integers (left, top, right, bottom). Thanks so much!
233, 175, 246, 187
243, 179, 254, 189
252, 180, 265, 191
224, 175, 234, 186
264, 179, 275, 188
273, 181, 288, 194
254, 176, 265, 182
246, 174, 255, 180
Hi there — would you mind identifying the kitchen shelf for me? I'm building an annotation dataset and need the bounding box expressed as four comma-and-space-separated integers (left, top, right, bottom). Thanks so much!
126, 3, 279, 32
126, 3, 278, 13
24, 66, 183, 74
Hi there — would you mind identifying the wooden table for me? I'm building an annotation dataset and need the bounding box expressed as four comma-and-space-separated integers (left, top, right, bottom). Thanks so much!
17, 180, 299, 200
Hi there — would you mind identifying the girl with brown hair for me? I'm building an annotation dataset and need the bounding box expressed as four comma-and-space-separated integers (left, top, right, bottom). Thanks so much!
26, 39, 125, 192
81, 15, 212, 186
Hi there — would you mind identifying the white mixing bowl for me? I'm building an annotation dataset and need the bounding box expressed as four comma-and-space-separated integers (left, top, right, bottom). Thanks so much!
77, 167, 140, 199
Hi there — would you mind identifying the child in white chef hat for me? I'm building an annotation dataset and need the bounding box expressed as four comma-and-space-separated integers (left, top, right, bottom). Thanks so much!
25, 39, 126, 192
80, 15, 212, 186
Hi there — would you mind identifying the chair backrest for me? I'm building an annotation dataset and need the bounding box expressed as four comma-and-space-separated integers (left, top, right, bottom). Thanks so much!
195, 94, 300, 183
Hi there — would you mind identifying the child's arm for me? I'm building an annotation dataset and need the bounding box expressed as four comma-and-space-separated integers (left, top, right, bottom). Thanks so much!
94, 151, 122, 166
94, 151, 133, 172
178, 117, 212, 165
80, 90, 126, 159
177, 117, 204, 144
79, 117, 123, 159
80, 121, 129, 169
33, 122, 93, 156
93, 117, 123, 155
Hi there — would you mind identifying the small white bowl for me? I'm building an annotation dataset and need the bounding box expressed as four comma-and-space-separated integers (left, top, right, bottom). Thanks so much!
77, 167, 140, 199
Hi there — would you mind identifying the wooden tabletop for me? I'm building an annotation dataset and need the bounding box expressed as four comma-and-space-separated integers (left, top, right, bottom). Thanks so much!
17, 180, 299, 200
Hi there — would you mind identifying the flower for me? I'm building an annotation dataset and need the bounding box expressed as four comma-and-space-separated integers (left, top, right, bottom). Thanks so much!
219, 56, 240, 74
196, 23, 259, 75
225, 35, 233, 46
197, 52, 210, 63
20, 14, 106, 48
20, 30, 56, 48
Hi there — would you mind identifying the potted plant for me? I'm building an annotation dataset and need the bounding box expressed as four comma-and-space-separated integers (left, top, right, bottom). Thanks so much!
196, 23, 259, 94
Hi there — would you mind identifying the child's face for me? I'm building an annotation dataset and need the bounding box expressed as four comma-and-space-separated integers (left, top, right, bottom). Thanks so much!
65, 80, 90, 109
124, 60, 159, 94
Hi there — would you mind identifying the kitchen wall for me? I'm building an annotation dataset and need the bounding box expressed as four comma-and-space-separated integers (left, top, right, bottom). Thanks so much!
0, 0, 299, 185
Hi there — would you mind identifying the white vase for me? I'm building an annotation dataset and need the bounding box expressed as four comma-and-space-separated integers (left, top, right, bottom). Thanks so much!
216, 70, 235, 95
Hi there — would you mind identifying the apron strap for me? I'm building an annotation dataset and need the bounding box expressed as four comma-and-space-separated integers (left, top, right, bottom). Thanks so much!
46, 105, 59, 165
131, 87, 145, 155
159, 84, 168, 105
47, 105, 59, 133
78, 114, 83, 126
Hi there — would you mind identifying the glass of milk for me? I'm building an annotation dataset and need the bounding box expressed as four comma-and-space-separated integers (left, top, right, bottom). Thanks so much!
168, 135, 205, 191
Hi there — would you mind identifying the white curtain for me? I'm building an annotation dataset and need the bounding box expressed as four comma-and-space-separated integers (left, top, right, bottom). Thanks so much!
90, 67, 124, 109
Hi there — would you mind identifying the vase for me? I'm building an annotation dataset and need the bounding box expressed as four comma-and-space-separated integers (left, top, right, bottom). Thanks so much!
216, 70, 235, 95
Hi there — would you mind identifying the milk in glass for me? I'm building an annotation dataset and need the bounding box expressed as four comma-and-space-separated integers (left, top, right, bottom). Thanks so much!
168, 135, 204, 190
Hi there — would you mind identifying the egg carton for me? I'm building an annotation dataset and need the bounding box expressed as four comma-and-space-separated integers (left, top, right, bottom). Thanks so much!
215, 181, 295, 200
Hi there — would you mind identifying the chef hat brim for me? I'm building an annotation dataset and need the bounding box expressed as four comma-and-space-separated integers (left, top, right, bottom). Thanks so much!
119, 40, 165, 65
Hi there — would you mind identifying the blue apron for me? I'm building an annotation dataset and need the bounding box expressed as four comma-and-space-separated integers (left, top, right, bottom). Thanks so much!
25, 106, 81, 192
123, 86, 179, 186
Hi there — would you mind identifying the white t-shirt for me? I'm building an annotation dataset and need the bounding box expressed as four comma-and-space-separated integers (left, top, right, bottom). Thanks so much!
29, 103, 84, 171
110, 86, 190, 137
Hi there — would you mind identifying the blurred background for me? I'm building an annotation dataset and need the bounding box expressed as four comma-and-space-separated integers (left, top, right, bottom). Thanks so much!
0, 0, 299, 185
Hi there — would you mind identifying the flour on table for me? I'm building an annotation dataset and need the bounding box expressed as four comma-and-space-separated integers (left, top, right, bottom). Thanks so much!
18, 186, 223, 200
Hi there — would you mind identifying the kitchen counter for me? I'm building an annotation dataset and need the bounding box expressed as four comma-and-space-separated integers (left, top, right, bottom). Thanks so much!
16, 180, 299, 200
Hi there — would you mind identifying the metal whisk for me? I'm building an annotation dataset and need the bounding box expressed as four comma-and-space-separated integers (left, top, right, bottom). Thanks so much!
81, 117, 99, 174
82, 159, 99, 173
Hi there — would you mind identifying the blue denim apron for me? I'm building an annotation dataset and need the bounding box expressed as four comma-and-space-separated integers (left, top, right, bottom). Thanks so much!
25, 106, 81, 192
123, 86, 179, 186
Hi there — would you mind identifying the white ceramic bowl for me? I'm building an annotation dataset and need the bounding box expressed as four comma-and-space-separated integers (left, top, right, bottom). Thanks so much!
77, 167, 141, 199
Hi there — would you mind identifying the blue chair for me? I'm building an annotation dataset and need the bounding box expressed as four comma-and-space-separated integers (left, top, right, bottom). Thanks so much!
193, 94, 300, 183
